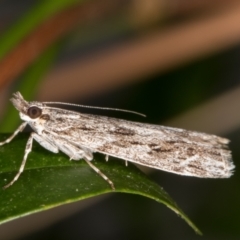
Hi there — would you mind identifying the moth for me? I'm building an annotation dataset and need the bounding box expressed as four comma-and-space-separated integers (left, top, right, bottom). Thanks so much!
0, 92, 235, 190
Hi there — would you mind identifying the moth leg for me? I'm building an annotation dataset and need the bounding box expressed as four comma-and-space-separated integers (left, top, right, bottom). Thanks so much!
56, 142, 115, 190
58, 143, 93, 161
84, 159, 115, 191
0, 122, 27, 146
3, 132, 34, 189
79, 146, 93, 161
32, 133, 59, 153
105, 155, 127, 166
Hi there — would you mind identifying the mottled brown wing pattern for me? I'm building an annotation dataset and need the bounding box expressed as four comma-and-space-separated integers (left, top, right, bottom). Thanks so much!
43, 110, 234, 178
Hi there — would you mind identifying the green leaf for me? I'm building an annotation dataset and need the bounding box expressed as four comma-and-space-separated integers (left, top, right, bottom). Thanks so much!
0, 133, 201, 234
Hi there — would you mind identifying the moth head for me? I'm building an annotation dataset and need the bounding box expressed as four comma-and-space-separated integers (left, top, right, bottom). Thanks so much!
11, 92, 29, 113
27, 106, 42, 119
21, 104, 49, 123
11, 92, 48, 122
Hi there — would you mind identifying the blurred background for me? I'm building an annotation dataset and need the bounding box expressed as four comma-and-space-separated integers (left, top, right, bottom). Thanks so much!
0, 0, 240, 239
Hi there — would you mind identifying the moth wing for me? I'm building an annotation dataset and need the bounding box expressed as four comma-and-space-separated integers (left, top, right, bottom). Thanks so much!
46, 112, 234, 178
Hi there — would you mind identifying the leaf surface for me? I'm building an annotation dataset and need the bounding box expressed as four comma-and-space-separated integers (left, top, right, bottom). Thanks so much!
0, 133, 201, 234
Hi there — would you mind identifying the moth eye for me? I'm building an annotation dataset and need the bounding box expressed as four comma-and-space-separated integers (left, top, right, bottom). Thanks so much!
27, 106, 42, 119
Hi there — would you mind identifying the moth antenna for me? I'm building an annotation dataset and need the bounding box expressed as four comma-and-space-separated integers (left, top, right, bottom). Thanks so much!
43, 102, 146, 117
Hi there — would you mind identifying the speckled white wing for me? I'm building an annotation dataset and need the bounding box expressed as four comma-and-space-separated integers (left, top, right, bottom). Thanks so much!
42, 110, 234, 178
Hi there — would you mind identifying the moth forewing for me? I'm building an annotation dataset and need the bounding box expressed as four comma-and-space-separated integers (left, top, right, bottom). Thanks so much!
46, 112, 233, 179
0, 92, 235, 190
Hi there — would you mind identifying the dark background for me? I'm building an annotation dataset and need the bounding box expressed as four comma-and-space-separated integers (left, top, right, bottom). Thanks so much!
0, 1, 240, 239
